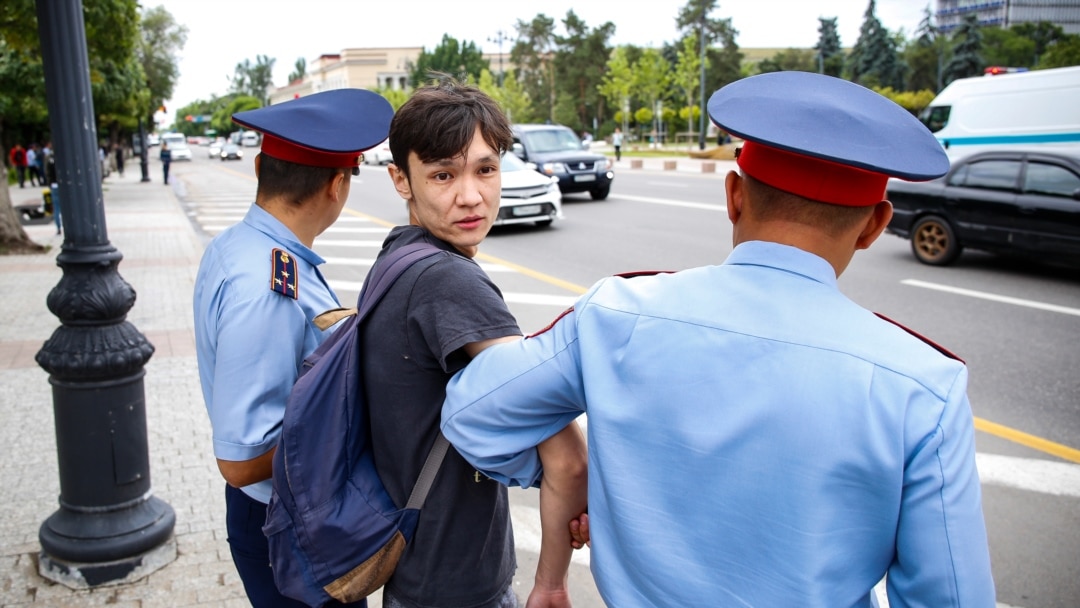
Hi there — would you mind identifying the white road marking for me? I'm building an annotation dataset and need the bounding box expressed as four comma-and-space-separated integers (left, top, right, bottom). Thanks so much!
321, 227, 391, 234
615, 194, 721, 211
976, 453, 1080, 497
902, 279, 1080, 317
312, 239, 386, 247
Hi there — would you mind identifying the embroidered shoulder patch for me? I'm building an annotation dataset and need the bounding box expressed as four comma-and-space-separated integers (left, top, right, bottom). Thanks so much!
875, 312, 964, 363
270, 248, 299, 299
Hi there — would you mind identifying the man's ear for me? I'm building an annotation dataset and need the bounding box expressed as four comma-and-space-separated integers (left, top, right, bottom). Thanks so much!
855, 200, 894, 250
389, 163, 411, 202
254, 153, 262, 178
328, 170, 349, 203
725, 171, 743, 225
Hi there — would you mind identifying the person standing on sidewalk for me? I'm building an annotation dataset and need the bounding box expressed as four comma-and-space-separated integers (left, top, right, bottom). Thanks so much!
442, 72, 995, 606
159, 142, 171, 184
114, 142, 125, 177
9, 144, 27, 187
611, 127, 623, 162
193, 88, 393, 607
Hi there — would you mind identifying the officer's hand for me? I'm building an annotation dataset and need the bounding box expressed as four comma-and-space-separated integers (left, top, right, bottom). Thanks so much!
569, 512, 590, 549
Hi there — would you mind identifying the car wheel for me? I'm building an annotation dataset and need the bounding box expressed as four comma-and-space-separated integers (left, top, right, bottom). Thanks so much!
911, 215, 962, 266
589, 184, 610, 200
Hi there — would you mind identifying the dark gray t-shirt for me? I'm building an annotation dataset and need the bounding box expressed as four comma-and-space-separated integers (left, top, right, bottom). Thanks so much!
362, 226, 521, 607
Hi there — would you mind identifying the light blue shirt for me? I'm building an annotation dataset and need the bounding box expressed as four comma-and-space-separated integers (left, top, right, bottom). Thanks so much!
194, 204, 340, 503
443, 241, 995, 607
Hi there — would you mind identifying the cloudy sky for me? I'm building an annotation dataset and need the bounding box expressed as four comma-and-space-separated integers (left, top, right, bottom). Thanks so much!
153, 0, 929, 121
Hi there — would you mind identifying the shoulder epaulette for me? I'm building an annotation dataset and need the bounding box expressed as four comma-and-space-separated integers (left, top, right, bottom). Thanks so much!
875, 312, 964, 363
270, 248, 299, 299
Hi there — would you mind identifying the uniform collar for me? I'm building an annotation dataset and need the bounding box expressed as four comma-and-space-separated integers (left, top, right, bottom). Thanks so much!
723, 241, 838, 289
242, 204, 326, 266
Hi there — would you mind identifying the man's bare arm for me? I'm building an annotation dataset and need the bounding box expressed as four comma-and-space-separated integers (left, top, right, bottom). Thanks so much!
217, 448, 275, 488
528, 421, 588, 608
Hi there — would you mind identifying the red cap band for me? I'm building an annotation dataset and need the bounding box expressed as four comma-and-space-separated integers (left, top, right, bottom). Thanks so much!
737, 141, 889, 207
259, 132, 363, 168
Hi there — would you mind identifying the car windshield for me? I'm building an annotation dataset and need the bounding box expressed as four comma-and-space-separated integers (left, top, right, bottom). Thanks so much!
919, 106, 950, 133
521, 128, 583, 153
501, 152, 529, 172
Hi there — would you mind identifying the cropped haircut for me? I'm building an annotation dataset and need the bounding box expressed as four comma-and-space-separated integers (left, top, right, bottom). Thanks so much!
256, 154, 348, 205
388, 76, 513, 180
743, 173, 875, 236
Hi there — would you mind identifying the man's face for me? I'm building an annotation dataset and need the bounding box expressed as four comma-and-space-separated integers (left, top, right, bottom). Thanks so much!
391, 126, 501, 258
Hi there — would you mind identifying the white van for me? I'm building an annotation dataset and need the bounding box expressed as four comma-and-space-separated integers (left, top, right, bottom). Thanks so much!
160, 132, 191, 161
241, 131, 260, 147
920, 66, 1080, 161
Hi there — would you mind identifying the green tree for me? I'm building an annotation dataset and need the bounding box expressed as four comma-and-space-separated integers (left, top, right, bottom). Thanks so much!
981, 27, 1037, 69
229, 54, 275, 104
478, 69, 534, 124
942, 14, 983, 85
904, 6, 943, 92
287, 57, 306, 84
1012, 21, 1068, 66
633, 48, 671, 142
815, 17, 844, 76
848, 0, 902, 88
409, 34, 488, 86
374, 86, 410, 112
598, 46, 635, 134
1040, 35, 1080, 68
553, 10, 615, 133
136, 5, 186, 129
676, 0, 742, 136
756, 48, 816, 74
672, 32, 706, 133
511, 14, 558, 122
211, 95, 261, 136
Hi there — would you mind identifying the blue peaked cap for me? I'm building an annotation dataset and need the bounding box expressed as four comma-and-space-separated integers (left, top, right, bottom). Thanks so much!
232, 88, 393, 167
707, 71, 948, 181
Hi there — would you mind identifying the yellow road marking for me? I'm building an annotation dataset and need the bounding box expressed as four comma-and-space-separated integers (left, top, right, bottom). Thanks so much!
975, 417, 1080, 464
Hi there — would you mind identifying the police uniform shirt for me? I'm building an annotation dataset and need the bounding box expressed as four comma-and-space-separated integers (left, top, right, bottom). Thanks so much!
442, 241, 996, 607
194, 204, 341, 503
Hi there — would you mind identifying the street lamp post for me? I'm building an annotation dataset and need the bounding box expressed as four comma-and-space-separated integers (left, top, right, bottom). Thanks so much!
697, 16, 708, 151
488, 29, 513, 87
34, 0, 176, 589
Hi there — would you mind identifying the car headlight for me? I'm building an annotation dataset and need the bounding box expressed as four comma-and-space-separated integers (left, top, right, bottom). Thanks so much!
540, 162, 568, 175
237, 150, 244, 157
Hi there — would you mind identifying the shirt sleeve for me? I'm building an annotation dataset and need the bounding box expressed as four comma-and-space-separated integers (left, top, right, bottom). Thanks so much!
207, 289, 307, 462
411, 255, 521, 373
442, 306, 587, 488
888, 366, 997, 607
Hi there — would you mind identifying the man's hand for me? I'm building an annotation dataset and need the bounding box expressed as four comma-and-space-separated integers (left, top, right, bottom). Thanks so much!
526, 584, 572, 608
569, 512, 590, 549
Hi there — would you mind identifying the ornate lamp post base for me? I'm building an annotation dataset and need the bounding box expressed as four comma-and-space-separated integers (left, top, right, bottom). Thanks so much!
39, 528, 176, 589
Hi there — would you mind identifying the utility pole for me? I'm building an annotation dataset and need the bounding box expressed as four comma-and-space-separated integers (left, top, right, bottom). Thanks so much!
34, 0, 175, 589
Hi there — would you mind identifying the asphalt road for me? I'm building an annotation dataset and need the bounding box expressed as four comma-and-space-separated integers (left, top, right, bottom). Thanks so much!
171, 151, 1079, 608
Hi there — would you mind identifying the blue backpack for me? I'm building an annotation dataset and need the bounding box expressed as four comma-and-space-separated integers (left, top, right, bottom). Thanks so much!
264, 242, 448, 607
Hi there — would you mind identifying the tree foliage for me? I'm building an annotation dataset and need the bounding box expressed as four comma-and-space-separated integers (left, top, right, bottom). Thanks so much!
943, 14, 984, 85
409, 34, 488, 87
511, 14, 558, 123
904, 6, 942, 92
1040, 35, 1080, 68
815, 17, 844, 77
848, 0, 902, 88
553, 10, 615, 131
137, 5, 186, 126
229, 54, 275, 105
287, 57, 306, 84
757, 48, 816, 74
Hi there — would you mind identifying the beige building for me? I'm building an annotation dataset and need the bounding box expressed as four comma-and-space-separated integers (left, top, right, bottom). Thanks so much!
269, 47, 421, 105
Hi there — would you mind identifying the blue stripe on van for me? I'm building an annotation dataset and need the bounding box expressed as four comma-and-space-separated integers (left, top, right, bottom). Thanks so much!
939, 132, 1080, 146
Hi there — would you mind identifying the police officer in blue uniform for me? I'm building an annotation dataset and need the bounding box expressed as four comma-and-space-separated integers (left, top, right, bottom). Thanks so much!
194, 89, 393, 607
442, 72, 996, 607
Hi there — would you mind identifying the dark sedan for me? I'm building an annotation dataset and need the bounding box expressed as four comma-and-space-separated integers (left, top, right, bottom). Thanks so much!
885, 150, 1080, 267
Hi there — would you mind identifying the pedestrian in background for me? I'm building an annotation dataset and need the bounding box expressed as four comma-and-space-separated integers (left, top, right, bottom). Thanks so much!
25, 145, 40, 186
194, 88, 393, 607
9, 143, 27, 187
159, 142, 171, 184
115, 143, 125, 177
442, 71, 996, 607
611, 127, 623, 161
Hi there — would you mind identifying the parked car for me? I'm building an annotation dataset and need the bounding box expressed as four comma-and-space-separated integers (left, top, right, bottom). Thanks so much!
220, 143, 244, 161
510, 124, 614, 200
494, 152, 563, 227
362, 139, 394, 165
885, 150, 1080, 267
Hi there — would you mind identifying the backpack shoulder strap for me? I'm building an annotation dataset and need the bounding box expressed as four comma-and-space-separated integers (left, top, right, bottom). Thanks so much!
357, 242, 444, 321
